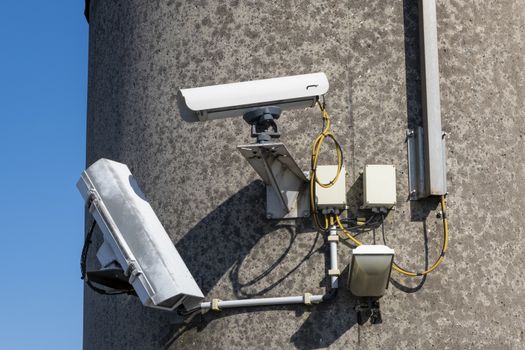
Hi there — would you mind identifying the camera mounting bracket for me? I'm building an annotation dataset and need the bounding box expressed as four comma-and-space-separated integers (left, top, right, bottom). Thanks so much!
237, 142, 310, 219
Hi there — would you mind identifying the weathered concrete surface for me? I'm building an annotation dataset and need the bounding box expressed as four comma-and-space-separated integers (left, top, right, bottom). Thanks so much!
84, 0, 524, 349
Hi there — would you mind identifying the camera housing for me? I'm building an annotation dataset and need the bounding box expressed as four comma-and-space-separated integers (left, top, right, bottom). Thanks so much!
178, 72, 329, 122
77, 158, 204, 311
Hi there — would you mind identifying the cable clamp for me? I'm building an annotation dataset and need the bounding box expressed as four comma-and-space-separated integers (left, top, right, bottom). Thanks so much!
303, 293, 312, 305
211, 298, 221, 311
327, 235, 339, 242
328, 269, 340, 276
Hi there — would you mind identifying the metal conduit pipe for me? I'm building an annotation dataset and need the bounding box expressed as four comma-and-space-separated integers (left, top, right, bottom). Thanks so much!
200, 295, 325, 311
199, 227, 339, 312
329, 225, 339, 289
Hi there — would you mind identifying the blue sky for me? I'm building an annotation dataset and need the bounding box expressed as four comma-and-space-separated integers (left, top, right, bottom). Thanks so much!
0, 1, 88, 349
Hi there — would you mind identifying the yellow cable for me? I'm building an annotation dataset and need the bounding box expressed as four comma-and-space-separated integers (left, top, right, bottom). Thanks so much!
335, 195, 449, 277
335, 215, 363, 247
391, 195, 449, 276
309, 102, 344, 232
308, 101, 449, 277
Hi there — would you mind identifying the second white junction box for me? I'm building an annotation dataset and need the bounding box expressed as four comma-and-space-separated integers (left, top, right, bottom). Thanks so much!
363, 165, 397, 209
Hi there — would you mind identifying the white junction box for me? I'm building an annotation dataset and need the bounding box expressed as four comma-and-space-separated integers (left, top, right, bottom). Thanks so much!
363, 165, 396, 209
315, 165, 346, 209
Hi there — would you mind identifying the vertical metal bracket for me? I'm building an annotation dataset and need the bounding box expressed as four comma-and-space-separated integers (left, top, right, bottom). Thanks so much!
238, 142, 310, 219
416, 0, 447, 198
407, 127, 426, 200
407, 127, 447, 200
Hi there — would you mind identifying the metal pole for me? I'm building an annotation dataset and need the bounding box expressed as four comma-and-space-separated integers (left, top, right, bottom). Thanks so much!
419, 0, 447, 196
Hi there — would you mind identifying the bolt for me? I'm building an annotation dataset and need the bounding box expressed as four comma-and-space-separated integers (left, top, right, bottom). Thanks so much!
303, 211, 310, 217
266, 214, 273, 220
406, 129, 415, 137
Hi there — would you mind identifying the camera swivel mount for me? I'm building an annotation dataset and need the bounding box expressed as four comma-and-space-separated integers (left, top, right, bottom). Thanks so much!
243, 106, 281, 144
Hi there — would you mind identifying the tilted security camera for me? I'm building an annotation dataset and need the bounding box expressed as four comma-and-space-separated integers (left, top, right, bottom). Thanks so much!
77, 158, 204, 311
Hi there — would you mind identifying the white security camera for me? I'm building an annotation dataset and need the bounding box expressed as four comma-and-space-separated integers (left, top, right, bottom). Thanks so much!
77, 159, 204, 311
178, 72, 329, 123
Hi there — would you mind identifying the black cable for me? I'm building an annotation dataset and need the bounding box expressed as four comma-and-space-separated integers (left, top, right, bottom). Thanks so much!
342, 214, 382, 230
338, 214, 383, 242
177, 305, 202, 317
80, 220, 96, 280
232, 229, 323, 298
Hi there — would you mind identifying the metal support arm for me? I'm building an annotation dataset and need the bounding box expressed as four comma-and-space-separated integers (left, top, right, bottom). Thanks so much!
238, 142, 310, 219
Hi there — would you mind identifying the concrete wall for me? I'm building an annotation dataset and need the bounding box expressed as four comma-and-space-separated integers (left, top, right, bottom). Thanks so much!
84, 0, 524, 349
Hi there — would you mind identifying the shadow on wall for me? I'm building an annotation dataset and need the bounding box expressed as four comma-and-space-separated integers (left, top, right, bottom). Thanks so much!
164, 299, 359, 350
289, 266, 359, 350
229, 222, 323, 299
403, 0, 423, 132
174, 180, 325, 299
175, 180, 275, 296
161, 181, 360, 349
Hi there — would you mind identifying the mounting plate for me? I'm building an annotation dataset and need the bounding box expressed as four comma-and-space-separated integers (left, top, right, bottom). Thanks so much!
406, 127, 446, 200
407, 127, 426, 200
238, 142, 310, 219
